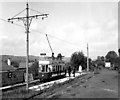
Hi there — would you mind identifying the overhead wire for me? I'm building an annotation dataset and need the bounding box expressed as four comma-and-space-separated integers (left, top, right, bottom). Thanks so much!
0, 18, 25, 28
0, 18, 87, 49
29, 8, 44, 15
11, 9, 26, 19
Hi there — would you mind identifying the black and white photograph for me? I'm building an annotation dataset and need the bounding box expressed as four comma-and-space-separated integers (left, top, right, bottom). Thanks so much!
0, 0, 119, 99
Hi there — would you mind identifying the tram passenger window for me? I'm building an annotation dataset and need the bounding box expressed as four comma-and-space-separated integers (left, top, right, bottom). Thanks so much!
46, 65, 48, 72
42, 65, 45, 72
60, 65, 61, 71
63, 66, 64, 71
61, 65, 63, 71
57, 65, 58, 71
55, 66, 57, 71
53, 66, 55, 71
56, 66, 57, 71
39, 65, 42, 72
56, 66, 58, 71
58, 65, 60, 71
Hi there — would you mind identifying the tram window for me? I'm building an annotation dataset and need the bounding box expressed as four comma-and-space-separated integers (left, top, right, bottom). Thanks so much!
58, 65, 60, 71
60, 65, 61, 71
57, 65, 58, 71
63, 66, 64, 70
46, 65, 48, 72
57, 65, 59, 71
57, 66, 59, 71
47, 65, 51, 72
61, 65, 62, 71
56, 65, 58, 71
42, 65, 45, 72
58, 65, 59, 71
53, 66, 55, 71
39, 65, 42, 72
55, 65, 57, 71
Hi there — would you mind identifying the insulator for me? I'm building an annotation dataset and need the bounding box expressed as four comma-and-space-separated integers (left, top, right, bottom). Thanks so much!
36, 15, 38, 19
8, 19, 10, 22
11, 21, 13, 24
18, 18, 20, 21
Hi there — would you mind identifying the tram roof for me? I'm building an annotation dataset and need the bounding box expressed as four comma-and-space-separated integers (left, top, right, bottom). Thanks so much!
39, 58, 64, 65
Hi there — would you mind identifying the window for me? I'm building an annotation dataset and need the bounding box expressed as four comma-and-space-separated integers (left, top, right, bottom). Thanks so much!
53, 66, 55, 71
60, 65, 61, 71
46, 65, 48, 72
39, 65, 42, 72
42, 65, 45, 72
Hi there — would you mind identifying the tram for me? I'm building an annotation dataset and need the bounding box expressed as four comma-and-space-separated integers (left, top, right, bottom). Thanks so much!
38, 56, 67, 81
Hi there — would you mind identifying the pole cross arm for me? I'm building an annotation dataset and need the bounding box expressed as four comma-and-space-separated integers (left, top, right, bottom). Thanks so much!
8, 14, 49, 21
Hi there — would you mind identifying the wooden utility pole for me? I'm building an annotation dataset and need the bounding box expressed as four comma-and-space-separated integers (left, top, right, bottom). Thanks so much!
87, 43, 89, 71
8, 3, 48, 90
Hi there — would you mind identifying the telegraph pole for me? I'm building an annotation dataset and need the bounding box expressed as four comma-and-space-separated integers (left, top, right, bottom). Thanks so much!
8, 3, 48, 90
87, 43, 89, 71
26, 3, 29, 90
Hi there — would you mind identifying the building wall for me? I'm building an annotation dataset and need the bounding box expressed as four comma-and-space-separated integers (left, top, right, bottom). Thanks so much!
1, 69, 25, 86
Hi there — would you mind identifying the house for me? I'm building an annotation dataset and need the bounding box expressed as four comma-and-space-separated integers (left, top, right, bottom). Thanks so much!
0, 60, 17, 72
105, 62, 111, 68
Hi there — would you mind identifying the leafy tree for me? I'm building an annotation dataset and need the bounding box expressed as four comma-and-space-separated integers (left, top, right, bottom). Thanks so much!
70, 51, 86, 70
118, 48, 120, 56
101, 56, 105, 61
105, 51, 117, 64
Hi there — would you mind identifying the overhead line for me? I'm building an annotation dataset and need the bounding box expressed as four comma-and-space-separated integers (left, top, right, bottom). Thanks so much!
0, 18, 86, 49
29, 8, 44, 15
11, 9, 26, 19
0, 18, 24, 28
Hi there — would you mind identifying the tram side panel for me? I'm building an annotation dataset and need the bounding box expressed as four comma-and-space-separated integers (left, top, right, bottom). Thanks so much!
38, 62, 66, 81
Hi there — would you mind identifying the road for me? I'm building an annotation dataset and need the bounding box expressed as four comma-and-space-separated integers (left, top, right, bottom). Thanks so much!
34, 68, 118, 98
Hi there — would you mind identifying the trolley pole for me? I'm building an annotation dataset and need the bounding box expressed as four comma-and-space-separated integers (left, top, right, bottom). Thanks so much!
8, 3, 49, 91
87, 43, 89, 72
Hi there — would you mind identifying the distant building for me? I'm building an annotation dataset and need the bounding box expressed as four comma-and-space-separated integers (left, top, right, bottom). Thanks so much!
105, 62, 111, 68
0, 60, 17, 72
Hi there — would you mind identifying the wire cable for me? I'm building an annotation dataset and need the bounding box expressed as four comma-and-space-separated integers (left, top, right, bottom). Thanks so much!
0, 18, 87, 49
29, 8, 44, 15
0, 18, 25, 28
11, 9, 26, 19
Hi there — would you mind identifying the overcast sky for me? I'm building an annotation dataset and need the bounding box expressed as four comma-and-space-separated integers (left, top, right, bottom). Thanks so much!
0, 1, 118, 59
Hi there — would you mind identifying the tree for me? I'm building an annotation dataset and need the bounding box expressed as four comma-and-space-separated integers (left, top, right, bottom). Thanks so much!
70, 51, 86, 70
105, 51, 117, 63
118, 48, 120, 56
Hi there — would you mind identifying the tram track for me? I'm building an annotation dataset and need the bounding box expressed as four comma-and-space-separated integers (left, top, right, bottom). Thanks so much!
2, 72, 87, 99
27, 72, 87, 99
1, 74, 66, 92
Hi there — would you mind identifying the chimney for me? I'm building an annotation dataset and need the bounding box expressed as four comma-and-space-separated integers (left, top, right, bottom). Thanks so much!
7, 58, 11, 66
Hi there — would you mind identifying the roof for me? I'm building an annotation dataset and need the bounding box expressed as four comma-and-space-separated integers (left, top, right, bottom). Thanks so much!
39, 58, 65, 65
19, 62, 34, 68
0, 61, 17, 72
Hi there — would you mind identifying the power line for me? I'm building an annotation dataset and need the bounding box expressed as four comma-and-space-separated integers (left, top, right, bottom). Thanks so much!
0, 18, 24, 28
29, 8, 44, 15
0, 18, 87, 49
11, 9, 26, 19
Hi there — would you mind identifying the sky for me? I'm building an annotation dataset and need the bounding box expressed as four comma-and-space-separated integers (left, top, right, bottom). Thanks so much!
0, 1, 118, 59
